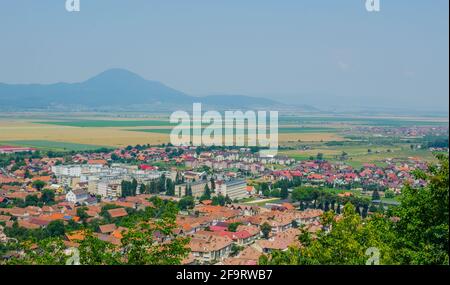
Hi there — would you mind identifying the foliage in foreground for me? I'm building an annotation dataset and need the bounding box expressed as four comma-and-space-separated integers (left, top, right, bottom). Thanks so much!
260, 154, 449, 265
3, 217, 190, 265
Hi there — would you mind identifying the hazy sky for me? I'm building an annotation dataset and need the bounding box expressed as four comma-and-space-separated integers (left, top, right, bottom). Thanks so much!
0, 0, 448, 112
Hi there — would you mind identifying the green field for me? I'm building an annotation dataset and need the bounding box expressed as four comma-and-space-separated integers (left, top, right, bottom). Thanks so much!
129, 129, 173, 134
0, 140, 108, 151
36, 120, 173, 128
129, 126, 340, 134
242, 198, 283, 206
280, 142, 440, 168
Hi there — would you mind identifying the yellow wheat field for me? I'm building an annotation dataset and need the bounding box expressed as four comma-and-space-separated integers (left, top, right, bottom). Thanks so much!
0, 119, 346, 148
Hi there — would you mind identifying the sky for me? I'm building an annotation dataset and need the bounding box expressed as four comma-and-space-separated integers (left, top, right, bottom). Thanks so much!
0, 0, 448, 113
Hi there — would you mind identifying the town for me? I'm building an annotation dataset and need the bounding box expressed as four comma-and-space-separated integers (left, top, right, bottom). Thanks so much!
0, 140, 444, 265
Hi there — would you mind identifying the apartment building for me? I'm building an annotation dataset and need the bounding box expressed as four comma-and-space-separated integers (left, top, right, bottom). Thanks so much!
216, 179, 248, 200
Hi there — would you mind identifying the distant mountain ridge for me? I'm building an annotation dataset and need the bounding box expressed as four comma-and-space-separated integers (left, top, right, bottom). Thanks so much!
0, 69, 316, 111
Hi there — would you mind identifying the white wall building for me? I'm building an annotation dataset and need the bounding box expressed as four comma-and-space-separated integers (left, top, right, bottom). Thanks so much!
66, 189, 89, 204
216, 179, 248, 200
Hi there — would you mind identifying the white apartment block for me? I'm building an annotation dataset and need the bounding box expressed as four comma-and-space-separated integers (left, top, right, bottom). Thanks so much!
216, 179, 248, 200
97, 180, 122, 199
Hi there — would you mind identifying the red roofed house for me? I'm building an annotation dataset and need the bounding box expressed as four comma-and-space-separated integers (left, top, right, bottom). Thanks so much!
107, 208, 128, 218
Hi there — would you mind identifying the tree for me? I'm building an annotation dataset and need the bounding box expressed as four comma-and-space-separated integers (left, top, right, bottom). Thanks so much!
316, 153, 324, 161
384, 190, 395, 199
260, 203, 396, 265
298, 225, 312, 247
40, 189, 55, 204
77, 207, 89, 224
121, 180, 137, 197
212, 194, 228, 206
175, 172, 182, 184
261, 222, 272, 239
185, 184, 192, 197
149, 181, 158, 194
7, 219, 191, 265
131, 178, 138, 196
139, 183, 147, 195
200, 184, 211, 202
291, 187, 316, 208
24, 169, 31, 179
280, 185, 289, 199
228, 222, 242, 232
269, 189, 281, 198
261, 154, 449, 265
45, 220, 65, 237
371, 189, 381, 201
120, 218, 190, 265
178, 196, 195, 211
165, 179, 175, 196
231, 244, 244, 257
260, 183, 270, 197
78, 230, 120, 265
32, 180, 46, 191
25, 195, 39, 206
6, 238, 68, 265
391, 154, 449, 264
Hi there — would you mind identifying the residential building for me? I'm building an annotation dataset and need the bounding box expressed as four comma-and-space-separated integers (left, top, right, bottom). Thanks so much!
216, 179, 248, 200
189, 232, 233, 264
66, 189, 89, 204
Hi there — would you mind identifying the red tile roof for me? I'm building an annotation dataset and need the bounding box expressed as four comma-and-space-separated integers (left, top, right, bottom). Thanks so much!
107, 208, 128, 218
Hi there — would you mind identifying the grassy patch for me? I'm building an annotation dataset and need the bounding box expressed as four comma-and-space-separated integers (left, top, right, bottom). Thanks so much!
36, 120, 173, 128
129, 129, 173, 134
0, 140, 108, 151
129, 126, 339, 134
278, 127, 341, 133
243, 198, 282, 206
280, 143, 438, 166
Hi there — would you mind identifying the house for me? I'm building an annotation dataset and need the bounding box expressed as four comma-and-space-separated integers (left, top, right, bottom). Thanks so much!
0, 207, 29, 219
18, 220, 41, 230
183, 171, 205, 182
255, 228, 300, 253
110, 226, 128, 239
189, 232, 233, 264
220, 246, 262, 265
66, 189, 89, 204
87, 159, 107, 166
227, 204, 259, 216
246, 185, 256, 196
107, 208, 128, 218
0, 215, 11, 222
99, 223, 117, 234
236, 225, 260, 244
65, 230, 86, 242
0, 145, 36, 154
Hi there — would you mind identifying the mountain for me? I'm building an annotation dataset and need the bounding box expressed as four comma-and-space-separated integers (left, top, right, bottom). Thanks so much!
0, 68, 313, 111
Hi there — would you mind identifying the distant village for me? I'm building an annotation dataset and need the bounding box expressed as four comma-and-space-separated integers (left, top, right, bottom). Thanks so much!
0, 142, 444, 264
